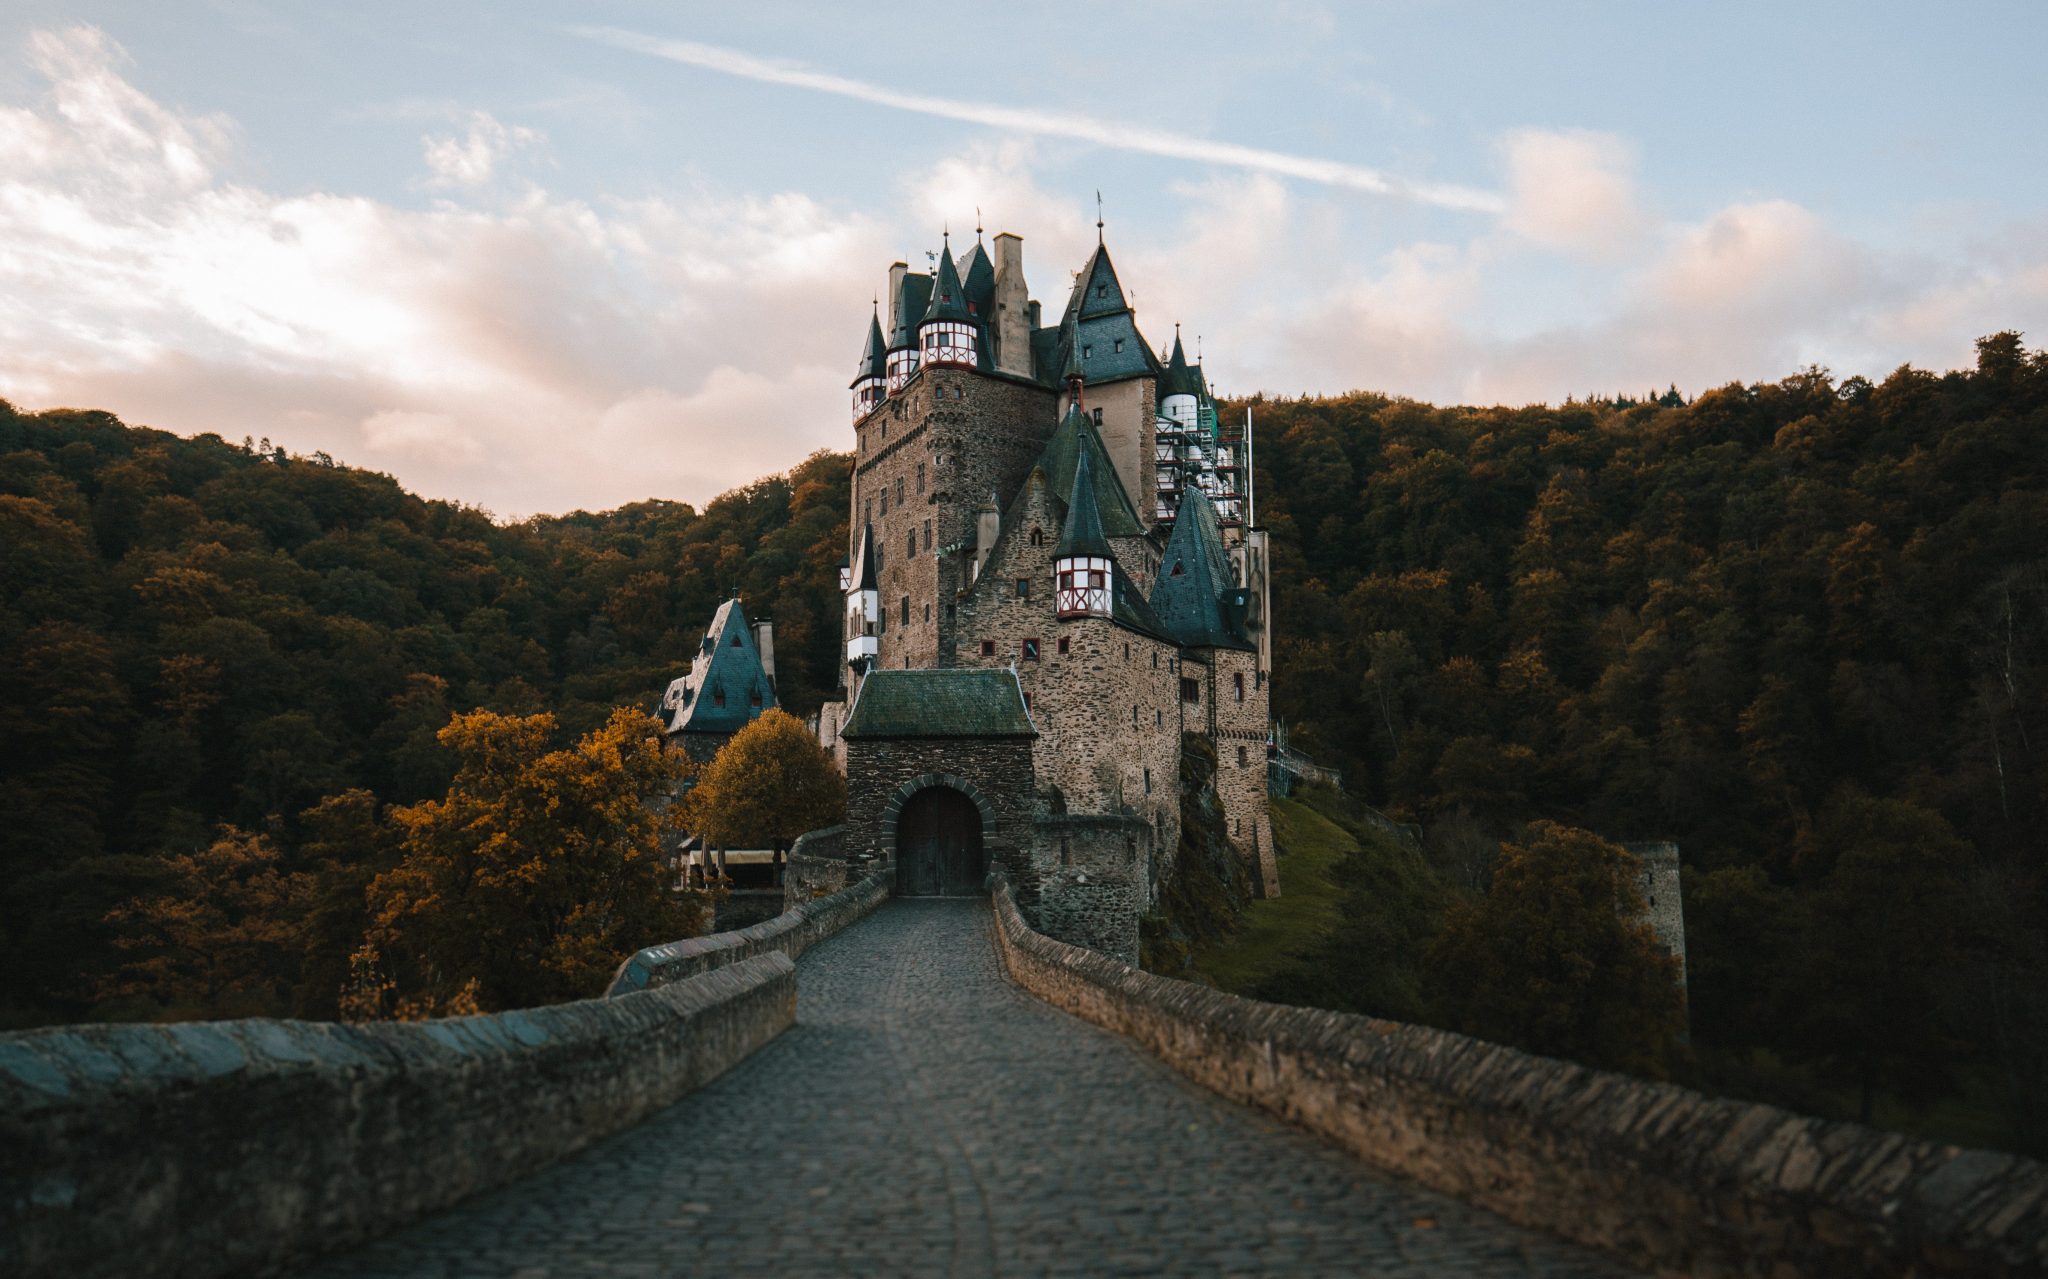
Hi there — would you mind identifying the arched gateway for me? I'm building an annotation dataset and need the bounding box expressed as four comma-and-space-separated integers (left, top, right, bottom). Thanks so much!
894, 785, 985, 896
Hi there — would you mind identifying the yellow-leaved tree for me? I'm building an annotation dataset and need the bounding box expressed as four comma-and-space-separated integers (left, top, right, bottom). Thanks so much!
357, 707, 705, 1015
685, 708, 845, 853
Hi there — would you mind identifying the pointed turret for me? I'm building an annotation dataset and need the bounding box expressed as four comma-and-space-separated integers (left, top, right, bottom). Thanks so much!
1054, 449, 1114, 619
851, 308, 888, 421
1159, 326, 1204, 430
1150, 486, 1253, 651
918, 235, 979, 368
959, 237, 995, 321
845, 522, 880, 672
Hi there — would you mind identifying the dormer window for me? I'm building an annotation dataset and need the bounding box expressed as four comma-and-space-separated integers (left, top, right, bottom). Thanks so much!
1083, 344, 1092, 359
750, 688, 763, 708
713, 686, 726, 708
730, 634, 742, 647
1114, 339, 1124, 353
1096, 284, 1107, 299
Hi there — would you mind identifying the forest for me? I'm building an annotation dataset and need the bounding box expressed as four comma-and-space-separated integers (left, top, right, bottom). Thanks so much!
1, 332, 2041, 1151
0, 402, 850, 1024
1250, 333, 2046, 1152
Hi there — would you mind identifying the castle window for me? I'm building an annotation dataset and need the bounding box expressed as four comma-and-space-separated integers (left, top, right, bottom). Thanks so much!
880, 490, 889, 515
925, 603, 931, 622
907, 532, 916, 559
917, 462, 925, 492
900, 595, 909, 624
1180, 677, 1200, 704
1114, 338, 1124, 353
947, 603, 956, 622
864, 497, 873, 525
896, 477, 904, 503
923, 520, 931, 551
1096, 284, 1107, 299
1234, 672, 1245, 702
1155, 709, 1162, 727
1123, 642, 1130, 660
713, 686, 726, 708
1131, 704, 1137, 726
1144, 767, 1152, 794
1152, 652, 1159, 669
881, 420, 887, 438
980, 640, 995, 656
1237, 745, 1248, 766
1021, 637, 1040, 661
1083, 344, 1093, 359
1057, 637, 1069, 655
1030, 527, 1044, 546
1016, 577, 1030, 598
1093, 408, 1103, 426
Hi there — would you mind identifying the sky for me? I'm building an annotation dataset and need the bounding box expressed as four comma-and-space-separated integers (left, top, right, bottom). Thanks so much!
2, 2, 2044, 518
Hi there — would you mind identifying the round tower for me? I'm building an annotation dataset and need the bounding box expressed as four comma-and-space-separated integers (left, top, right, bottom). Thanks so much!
851, 307, 887, 421
918, 235, 979, 369
1053, 444, 1114, 619
1160, 328, 1200, 430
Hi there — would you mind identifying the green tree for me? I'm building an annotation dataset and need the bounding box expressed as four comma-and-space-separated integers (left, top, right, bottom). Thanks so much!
1429, 823, 1685, 1078
684, 708, 846, 852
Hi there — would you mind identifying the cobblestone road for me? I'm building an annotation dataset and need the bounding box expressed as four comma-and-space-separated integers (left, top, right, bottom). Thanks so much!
311, 900, 1640, 1277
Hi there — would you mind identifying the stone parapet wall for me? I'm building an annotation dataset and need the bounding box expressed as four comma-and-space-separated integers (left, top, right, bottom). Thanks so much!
611, 865, 891, 996
0, 954, 796, 1279
986, 872, 2048, 1277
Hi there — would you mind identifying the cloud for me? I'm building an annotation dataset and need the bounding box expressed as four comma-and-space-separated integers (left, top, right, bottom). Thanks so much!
0, 27, 887, 517
572, 26, 1506, 214
420, 111, 544, 189
1501, 127, 1644, 255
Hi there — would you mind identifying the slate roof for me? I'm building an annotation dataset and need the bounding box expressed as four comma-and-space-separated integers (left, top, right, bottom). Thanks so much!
852, 311, 887, 386
662, 598, 777, 736
922, 243, 971, 324
1055, 447, 1113, 559
840, 668, 1037, 739
1159, 332, 1208, 400
850, 522, 878, 591
889, 272, 932, 349
960, 239, 994, 318
1037, 404, 1146, 538
1149, 486, 1255, 651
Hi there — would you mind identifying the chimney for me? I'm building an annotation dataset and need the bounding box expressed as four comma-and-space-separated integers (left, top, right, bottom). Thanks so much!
992, 233, 1031, 377
886, 261, 908, 337
753, 619, 776, 687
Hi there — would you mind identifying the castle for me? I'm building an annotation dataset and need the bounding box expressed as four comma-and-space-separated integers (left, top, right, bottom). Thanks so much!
803, 224, 1278, 959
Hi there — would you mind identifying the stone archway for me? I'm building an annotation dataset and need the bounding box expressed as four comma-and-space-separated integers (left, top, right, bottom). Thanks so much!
886, 773, 995, 897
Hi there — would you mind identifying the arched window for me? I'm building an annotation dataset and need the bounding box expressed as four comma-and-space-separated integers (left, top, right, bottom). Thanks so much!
1030, 527, 1044, 546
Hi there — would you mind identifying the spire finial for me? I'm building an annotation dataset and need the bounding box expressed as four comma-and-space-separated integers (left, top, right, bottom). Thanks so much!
1095, 190, 1104, 243
975, 207, 983, 240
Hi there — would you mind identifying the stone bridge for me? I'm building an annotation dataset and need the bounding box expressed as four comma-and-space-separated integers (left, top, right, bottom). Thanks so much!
5, 874, 2044, 1278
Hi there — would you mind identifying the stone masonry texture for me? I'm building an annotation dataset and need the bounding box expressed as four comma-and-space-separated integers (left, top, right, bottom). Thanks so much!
308, 899, 1640, 1279
0, 954, 796, 1279
987, 874, 2048, 1277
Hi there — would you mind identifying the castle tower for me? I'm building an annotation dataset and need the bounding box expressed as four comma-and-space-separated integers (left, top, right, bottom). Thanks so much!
851, 308, 887, 422
918, 237, 980, 370
885, 263, 928, 393
844, 521, 879, 675
1054, 449, 1113, 618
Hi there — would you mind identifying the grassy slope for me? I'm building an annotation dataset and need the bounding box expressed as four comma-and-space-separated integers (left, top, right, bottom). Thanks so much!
1185, 793, 1353, 994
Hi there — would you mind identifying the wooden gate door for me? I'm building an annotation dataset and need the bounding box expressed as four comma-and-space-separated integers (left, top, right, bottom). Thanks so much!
895, 787, 985, 896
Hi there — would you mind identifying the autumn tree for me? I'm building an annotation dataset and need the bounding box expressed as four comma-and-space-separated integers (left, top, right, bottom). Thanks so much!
363, 708, 704, 1013
684, 708, 846, 852
102, 826, 314, 1018
1429, 823, 1685, 1078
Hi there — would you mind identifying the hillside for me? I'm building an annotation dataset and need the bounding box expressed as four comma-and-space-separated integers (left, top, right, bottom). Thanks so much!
0, 400, 848, 1025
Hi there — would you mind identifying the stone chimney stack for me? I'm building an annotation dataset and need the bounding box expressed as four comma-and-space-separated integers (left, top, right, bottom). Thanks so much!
753, 619, 776, 686
992, 233, 1031, 377
886, 261, 908, 335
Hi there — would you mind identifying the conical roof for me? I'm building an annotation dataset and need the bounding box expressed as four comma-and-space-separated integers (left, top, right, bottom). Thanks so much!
1149, 486, 1254, 651
1160, 331, 1207, 399
1063, 243, 1130, 323
852, 311, 887, 386
1039, 403, 1145, 537
960, 239, 994, 317
1056, 447, 1113, 559
850, 522, 878, 591
922, 241, 972, 324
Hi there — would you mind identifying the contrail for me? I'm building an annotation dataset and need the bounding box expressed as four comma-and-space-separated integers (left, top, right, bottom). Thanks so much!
573, 26, 1505, 215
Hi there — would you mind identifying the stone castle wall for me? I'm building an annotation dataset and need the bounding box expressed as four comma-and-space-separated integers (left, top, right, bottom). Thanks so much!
842, 735, 1035, 874
1059, 376, 1157, 532
987, 872, 2048, 1278
1199, 646, 1277, 896
1624, 841, 1687, 991
854, 367, 1055, 672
